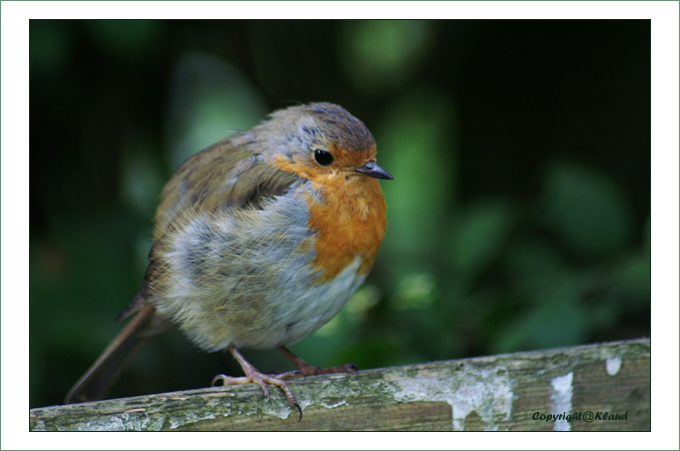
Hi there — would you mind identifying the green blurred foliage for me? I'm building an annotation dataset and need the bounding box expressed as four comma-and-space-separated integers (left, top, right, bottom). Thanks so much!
541, 161, 634, 258
341, 20, 436, 93
29, 20, 650, 408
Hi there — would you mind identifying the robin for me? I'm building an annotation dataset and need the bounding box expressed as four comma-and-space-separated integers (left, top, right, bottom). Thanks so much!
65, 102, 392, 416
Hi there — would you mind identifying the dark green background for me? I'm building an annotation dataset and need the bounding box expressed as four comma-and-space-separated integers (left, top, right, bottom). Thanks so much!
30, 20, 650, 408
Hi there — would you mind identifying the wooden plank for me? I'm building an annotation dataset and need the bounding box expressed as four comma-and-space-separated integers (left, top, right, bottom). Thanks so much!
30, 338, 649, 431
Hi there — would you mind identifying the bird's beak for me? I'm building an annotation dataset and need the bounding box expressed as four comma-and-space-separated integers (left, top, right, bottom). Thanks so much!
354, 161, 393, 180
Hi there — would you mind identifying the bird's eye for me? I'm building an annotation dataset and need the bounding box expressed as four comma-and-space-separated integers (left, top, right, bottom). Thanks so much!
314, 149, 334, 166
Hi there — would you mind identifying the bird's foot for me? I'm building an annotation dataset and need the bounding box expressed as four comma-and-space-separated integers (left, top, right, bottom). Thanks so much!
213, 344, 302, 420
278, 345, 358, 376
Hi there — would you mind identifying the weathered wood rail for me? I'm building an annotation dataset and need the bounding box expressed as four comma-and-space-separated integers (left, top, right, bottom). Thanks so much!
30, 338, 649, 431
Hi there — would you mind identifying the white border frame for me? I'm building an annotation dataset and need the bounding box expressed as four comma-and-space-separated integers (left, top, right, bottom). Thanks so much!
4, 2, 677, 449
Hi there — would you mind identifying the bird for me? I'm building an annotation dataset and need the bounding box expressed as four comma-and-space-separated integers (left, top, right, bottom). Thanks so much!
65, 102, 392, 417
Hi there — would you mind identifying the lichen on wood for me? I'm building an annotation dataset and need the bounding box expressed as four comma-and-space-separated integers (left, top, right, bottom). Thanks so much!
30, 338, 650, 431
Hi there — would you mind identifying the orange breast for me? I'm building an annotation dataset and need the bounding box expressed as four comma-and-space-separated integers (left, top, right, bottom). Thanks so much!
268, 155, 388, 284
303, 174, 387, 283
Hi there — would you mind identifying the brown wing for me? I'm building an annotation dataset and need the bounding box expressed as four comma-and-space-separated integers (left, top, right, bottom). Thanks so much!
120, 133, 301, 320
154, 134, 299, 236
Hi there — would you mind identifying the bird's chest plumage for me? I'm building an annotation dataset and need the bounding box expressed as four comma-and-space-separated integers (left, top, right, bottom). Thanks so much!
153, 179, 386, 351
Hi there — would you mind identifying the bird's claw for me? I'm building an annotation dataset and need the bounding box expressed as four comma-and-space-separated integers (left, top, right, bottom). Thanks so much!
294, 402, 302, 422
212, 370, 301, 418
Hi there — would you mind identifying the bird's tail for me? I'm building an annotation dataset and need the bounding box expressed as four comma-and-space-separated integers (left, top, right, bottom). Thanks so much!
64, 304, 171, 404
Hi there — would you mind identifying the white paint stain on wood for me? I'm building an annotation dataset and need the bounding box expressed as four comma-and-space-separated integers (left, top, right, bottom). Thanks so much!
550, 372, 574, 431
606, 357, 622, 376
388, 366, 514, 431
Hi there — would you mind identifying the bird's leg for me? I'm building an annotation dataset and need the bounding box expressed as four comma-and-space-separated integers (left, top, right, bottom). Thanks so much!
212, 344, 301, 419
277, 345, 358, 376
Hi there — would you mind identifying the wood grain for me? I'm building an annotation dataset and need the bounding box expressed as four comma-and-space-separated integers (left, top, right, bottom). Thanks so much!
30, 338, 649, 431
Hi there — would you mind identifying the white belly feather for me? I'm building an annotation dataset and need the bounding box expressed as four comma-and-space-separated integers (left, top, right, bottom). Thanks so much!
153, 188, 365, 351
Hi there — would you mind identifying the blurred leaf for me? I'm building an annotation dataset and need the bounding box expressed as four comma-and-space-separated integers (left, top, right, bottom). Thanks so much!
449, 199, 516, 283
608, 251, 651, 310
525, 299, 588, 349
377, 88, 457, 279
503, 238, 572, 298
495, 240, 592, 352
493, 297, 589, 354
584, 298, 621, 331
120, 134, 165, 216
344, 284, 382, 321
541, 161, 634, 258
84, 20, 161, 58
391, 272, 436, 311
341, 20, 435, 93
